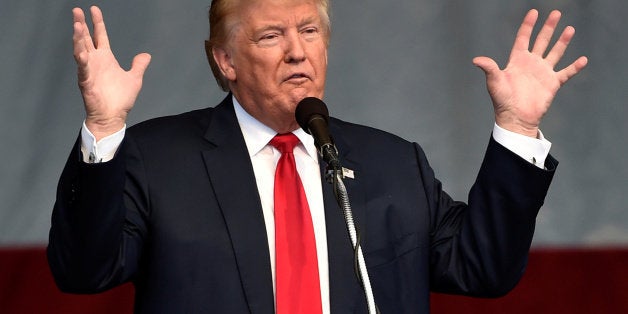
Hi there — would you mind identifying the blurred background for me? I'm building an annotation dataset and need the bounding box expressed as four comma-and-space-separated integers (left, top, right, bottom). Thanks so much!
1, 0, 626, 313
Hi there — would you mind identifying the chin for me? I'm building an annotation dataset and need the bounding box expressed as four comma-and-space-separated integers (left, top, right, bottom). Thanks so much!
292, 88, 324, 103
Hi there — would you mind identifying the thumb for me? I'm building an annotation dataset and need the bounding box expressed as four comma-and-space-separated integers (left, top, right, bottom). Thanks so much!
131, 52, 152, 78
472, 56, 500, 78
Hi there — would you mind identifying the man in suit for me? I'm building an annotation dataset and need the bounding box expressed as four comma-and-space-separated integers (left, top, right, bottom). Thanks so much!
48, 0, 588, 313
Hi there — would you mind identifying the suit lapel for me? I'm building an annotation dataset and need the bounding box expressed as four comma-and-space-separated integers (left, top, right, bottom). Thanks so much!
324, 121, 369, 313
200, 101, 370, 312
201, 97, 275, 314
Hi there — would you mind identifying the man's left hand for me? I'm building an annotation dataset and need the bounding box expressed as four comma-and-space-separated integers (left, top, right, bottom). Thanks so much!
473, 9, 588, 137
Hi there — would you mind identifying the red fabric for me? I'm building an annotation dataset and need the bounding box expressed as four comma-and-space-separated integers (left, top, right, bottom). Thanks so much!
0, 247, 133, 314
271, 133, 322, 314
1, 247, 627, 313
431, 247, 628, 313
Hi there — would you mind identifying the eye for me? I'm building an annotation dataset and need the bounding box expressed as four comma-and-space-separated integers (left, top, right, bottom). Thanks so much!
260, 33, 279, 41
301, 27, 320, 40
257, 32, 281, 46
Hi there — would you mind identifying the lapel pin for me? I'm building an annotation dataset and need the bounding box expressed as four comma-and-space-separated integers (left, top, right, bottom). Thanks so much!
342, 167, 355, 179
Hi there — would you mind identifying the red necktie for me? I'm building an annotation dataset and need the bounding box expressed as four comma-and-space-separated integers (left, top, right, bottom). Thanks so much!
270, 133, 322, 314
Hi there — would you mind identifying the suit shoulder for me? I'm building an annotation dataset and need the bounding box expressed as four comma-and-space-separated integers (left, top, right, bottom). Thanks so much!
329, 116, 412, 147
127, 107, 215, 140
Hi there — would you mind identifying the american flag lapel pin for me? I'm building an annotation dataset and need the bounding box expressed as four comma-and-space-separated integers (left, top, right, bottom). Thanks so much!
342, 167, 355, 179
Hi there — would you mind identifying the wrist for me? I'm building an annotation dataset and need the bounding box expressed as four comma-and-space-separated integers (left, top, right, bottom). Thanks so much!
85, 116, 127, 141
495, 116, 540, 138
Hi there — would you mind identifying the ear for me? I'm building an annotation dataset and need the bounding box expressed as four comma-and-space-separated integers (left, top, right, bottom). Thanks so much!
206, 40, 236, 81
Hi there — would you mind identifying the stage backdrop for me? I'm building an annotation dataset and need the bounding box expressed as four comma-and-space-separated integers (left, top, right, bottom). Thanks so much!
1, 0, 627, 312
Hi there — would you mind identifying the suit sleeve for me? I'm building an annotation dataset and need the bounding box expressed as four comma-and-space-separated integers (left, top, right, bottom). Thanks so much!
47, 134, 148, 293
426, 136, 556, 297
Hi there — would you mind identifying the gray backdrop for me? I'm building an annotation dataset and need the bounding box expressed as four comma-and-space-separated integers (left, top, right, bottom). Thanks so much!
1, 0, 626, 246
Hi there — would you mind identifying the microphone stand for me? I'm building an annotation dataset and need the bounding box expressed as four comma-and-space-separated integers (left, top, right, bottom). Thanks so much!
323, 147, 379, 314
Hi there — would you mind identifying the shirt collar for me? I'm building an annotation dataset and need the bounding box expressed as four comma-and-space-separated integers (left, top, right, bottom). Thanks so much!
232, 95, 319, 160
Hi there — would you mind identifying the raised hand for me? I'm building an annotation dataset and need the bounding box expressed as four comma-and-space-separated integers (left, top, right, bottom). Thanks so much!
73, 6, 151, 140
473, 9, 588, 137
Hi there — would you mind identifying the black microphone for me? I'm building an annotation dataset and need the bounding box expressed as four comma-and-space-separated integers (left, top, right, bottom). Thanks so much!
295, 97, 341, 169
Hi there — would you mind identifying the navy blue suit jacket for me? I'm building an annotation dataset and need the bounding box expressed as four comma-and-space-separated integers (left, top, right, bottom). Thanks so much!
48, 95, 556, 313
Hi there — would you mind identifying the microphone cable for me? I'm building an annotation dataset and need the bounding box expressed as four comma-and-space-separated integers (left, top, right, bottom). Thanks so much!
330, 167, 380, 314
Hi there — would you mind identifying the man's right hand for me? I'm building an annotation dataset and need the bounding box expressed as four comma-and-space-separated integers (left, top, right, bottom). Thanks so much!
73, 6, 151, 141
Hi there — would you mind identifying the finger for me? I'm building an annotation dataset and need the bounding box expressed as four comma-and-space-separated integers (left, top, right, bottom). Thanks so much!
511, 9, 539, 53
72, 8, 94, 65
557, 56, 588, 85
90, 6, 111, 49
72, 7, 86, 25
472, 56, 501, 78
72, 8, 94, 62
545, 26, 576, 67
73, 22, 90, 59
531, 10, 562, 55
130, 53, 152, 79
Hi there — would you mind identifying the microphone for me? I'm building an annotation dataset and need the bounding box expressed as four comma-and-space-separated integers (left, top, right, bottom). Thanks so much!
295, 97, 341, 169
297, 98, 378, 313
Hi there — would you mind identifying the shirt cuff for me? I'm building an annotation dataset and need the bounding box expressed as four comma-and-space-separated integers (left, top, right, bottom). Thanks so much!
80, 121, 126, 163
492, 123, 552, 169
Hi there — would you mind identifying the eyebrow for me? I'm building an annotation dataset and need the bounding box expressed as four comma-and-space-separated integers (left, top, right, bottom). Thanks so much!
253, 15, 320, 35
297, 15, 320, 29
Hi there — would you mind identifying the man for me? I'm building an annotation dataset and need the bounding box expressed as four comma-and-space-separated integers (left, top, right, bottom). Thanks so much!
48, 0, 588, 313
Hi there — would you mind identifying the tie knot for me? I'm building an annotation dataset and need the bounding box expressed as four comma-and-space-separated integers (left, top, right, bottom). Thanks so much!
270, 133, 300, 154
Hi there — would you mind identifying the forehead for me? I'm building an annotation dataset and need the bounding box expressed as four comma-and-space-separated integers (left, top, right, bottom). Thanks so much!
234, 0, 322, 28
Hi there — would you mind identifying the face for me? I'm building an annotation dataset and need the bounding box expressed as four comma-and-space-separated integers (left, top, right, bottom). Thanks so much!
213, 0, 328, 133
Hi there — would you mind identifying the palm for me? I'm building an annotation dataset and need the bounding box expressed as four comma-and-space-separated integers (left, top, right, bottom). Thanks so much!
473, 9, 587, 137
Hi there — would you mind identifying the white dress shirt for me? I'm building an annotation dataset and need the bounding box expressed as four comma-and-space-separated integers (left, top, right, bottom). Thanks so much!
231, 98, 330, 313
79, 97, 552, 314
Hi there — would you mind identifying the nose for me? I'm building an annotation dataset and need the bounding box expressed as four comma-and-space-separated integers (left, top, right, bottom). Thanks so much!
284, 31, 306, 63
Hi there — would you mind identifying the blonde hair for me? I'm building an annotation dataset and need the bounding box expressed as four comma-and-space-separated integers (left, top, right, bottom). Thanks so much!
205, 0, 331, 91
